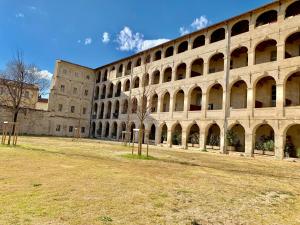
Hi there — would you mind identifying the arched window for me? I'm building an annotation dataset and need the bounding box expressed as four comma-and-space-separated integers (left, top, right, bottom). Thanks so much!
154, 50, 162, 61
210, 28, 225, 43
193, 35, 205, 49
285, 72, 300, 106
285, 1, 300, 19
208, 84, 223, 110
255, 76, 276, 108
230, 47, 248, 69
125, 62, 132, 75
135, 58, 141, 67
256, 10, 277, 27
161, 92, 170, 112
209, 53, 224, 73
175, 63, 186, 80
230, 80, 247, 109
285, 32, 300, 59
165, 46, 174, 57
151, 94, 158, 113
163, 67, 172, 83
231, 20, 249, 37
117, 64, 123, 77
133, 77, 140, 88
174, 90, 185, 111
189, 86, 202, 111
152, 71, 160, 84
124, 79, 130, 92
255, 39, 277, 64
177, 41, 188, 53
191, 59, 204, 77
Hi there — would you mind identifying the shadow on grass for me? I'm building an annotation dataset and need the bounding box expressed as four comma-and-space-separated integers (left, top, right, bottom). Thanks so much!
121, 154, 157, 160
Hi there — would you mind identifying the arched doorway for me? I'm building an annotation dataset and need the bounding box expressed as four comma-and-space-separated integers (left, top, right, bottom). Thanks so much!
255, 76, 276, 108
230, 80, 247, 109
285, 72, 300, 106
254, 124, 275, 155
189, 86, 202, 111
161, 92, 170, 112
188, 123, 200, 148
149, 124, 156, 144
228, 124, 245, 152
160, 124, 168, 144
208, 84, 223, 110
172, 123, 182, 146
206, 124, 221, 150
285, 124, 300, 158
174, 90, 185, 111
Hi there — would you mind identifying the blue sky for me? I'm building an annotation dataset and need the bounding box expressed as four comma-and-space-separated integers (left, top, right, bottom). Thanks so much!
0, 0, 271, 79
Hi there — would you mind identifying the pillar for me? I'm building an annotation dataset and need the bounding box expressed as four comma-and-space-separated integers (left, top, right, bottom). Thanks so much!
167, 129, 172, 147
245, 132, 254, 157
275, 133, 285, 160
276, 83, 284, 117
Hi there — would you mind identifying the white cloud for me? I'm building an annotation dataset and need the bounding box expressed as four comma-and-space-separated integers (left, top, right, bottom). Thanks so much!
77, 40, 81, 44
37, 70, 53, 80
15, 13, 24, 18
116, 26, 169, 52
84, 38, 92, 45
179, 15, 209, 36
102, 32, 110, 43
28, 6, 37, 11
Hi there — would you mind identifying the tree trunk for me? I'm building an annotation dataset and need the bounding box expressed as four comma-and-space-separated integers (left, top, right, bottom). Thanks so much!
8, 110, 19, 145
138, 126, 143, 156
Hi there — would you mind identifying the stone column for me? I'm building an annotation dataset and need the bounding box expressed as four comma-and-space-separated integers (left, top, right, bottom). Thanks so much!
184, 94, 189, 119
199, 128, 206, 150
155, 127, 161, 145
202, 93, 207, 118
167, 129, 172, 147
186, 65, 192, 79
170, 97, 174, 118
276, 83, 285, 118
275, 133, 285, 160
245, 132, 254, 157
247, 88, 254, 117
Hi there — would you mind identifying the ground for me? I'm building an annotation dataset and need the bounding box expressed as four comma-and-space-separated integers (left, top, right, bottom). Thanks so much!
0, 137, 300, 225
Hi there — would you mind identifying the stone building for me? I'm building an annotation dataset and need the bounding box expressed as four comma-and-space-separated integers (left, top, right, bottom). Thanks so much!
87, 0, 300, 159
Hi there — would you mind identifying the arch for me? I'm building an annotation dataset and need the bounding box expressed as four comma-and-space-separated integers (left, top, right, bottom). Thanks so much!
256, 10, 277, 27
125, 62, 132, 75
255, 39, 277, 64
132, 97, 138, 114
115, 82, 121, 97
104, 122, 110, 138
175, 63, 186, 80
187, 123, 200, 147
152, 70, 160, 84
191, 58, 204, 77
285, 32, 300, 59
103, 70, 108, 81
99, 102, 104, 119
177, 41, 188, 53
160, 123, 168, 144
228, 124, 245, 152
172, 123, 182, 145
150, 93, 158, 113
143, 73, 149, 86
209, 53, 224, 73
95, 86, 100, 99
113, 100, 120, 119
163, 67, 172, 83
117, 64, 123, 77
154, 50, 162, 61
122, 99, 128, 114
210, 28, 225, 43
255, 76, 276, 108
193, 35, 205, 49
208, 83, 223, 110
285, 1, 300, 19
230, 80, 247, 109
91, 122, 96, 138
106, 101, 112, 119
189, 86, 202, 111
133, 77, 140, 88
231, 20, 249, 37
97, 122, 102, 137
230, 46, 248, 69
129, 122, 136, 142
165, 46, 174, 57
119, 122, 126, 140
174, 89, 185, 111
161, 92, 170, 112
107, 83, 113, 98
285, 71, 300, 106
149, 124, 156, 143
111, 122, 118, 139
96, 72, 101, 83
254, 124, 275, 155
101, 84, 106, 99
124, 79, 130, 92
145, 54, 151, 63
93, 103, 98, 116
285, 124, 300, 158
206, 123, 221, 148
135, 57, 141, 67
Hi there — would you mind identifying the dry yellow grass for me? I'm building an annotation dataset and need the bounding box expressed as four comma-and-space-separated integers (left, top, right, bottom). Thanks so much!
0, 136, 300, 225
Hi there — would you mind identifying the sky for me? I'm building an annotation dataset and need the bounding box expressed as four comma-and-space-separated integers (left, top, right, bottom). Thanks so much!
0, 0, 271, 80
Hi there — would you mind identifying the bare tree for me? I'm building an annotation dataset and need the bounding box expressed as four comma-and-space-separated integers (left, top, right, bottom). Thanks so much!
0, 51, 50, 144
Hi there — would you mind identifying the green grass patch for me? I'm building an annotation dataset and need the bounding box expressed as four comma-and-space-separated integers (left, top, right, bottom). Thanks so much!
121, 154, 157, 160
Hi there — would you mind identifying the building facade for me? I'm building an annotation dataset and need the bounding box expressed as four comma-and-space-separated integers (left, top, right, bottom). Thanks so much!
87, 0, 300, 159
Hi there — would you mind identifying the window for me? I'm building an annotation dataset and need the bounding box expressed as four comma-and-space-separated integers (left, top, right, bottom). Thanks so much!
81, 127, 85, 133
71, 106, 75, 113
84, 89, 88, 96
69, 126, 74, 132
56, 125, 61, 132
73, 87, 77, 94
24, 91, 29, 98
58, 104, 63, 112
83, 107, 87, 114
60, 85, 65, 93
86, 75, 90, 80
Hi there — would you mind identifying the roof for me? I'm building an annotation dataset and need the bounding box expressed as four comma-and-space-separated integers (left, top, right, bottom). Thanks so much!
0, 78, 39, 90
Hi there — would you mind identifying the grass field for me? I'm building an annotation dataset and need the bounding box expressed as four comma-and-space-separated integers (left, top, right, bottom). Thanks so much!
0, 136, 300, 225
